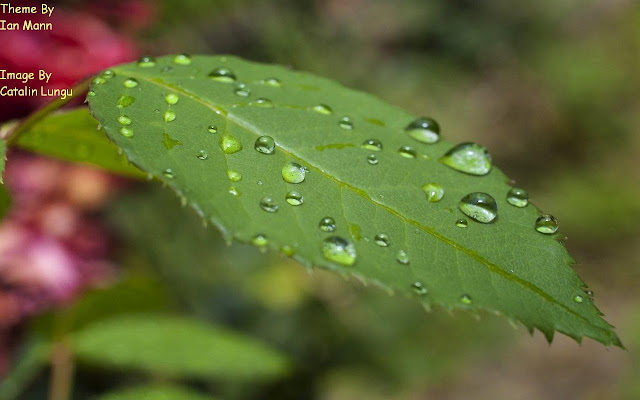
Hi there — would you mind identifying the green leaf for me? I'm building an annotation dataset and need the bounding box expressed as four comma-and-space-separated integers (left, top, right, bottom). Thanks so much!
0, 336, 50, 400
71, 314, 290, 380
96, 385, 218, 400
8, 108, 144, 179
87, 55, 620, 346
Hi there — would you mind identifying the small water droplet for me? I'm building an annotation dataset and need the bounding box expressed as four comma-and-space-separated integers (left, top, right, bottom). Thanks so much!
173, 53, 192, 65
92, 76, 106, 85
281, 162, 306, 183
396, 250, 410, 265
361, 139, 382, 151
228, 186, 240, 196
459, 192, 498, 223
234, 83, 251, 97
123, 78, 138, 88
252, 234, 268, 247
422, 183, 444, 202
338, 116, 354, 130
137, 56, 156, 67
440, 142, 492, 176
460, 294, 472, 305
197, 150, 208, 160
101, 69, 115, 79
507, 188, 529, 207
251, 97, 273, 107
207, 125, 218, 134
585, 289, 594, 298
455, 219, 468, 228
366, 154, 378, 165
286, 191, 304, 206
119, 127, 133, 138
412, 281, 427, 295
164, 110, 176, 122
374, 234, 389, 247
87, 90, 95, 97
165, 93, 179, 105
322, 236, 357, 266
312, 104, 333, 115
280, 245, 294, 256
319, 217, 336, 232
398, 146, 416, 158
255, 136, 275, 154
117, 115, 131, 126
227, 170, 242, 182
404, 117, 441, 144
116, 95, 136, 108
209, 67, 237, 83
535, 214, 558, 234
573, 294, 584, 303
262, 77, 281, 87
259, 196, 278, 213
163, 168, 175, 179
219, 135, 242, 154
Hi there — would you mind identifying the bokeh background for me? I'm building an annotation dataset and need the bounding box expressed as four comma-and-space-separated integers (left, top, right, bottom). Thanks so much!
1, 0, 639, 399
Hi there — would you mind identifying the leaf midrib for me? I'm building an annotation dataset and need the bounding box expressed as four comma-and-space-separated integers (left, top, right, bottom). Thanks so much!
113, 68, 603, 332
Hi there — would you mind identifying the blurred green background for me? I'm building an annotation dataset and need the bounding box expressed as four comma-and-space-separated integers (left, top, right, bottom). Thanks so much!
3, 0, 640, 399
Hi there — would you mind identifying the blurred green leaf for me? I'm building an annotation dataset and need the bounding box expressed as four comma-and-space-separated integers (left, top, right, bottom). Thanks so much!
8, 108, 144, 179
0, 140, 8, 219
72, 314, 289, 380
0, 337, 50, 400
87, 55, 620, 346
96, 385, 217, 400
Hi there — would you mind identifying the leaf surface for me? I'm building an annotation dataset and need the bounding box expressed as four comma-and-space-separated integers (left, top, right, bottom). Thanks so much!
87, 55, 620, 346
72, 314, 289, 380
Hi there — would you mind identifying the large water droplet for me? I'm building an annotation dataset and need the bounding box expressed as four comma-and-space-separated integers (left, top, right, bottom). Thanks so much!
440, 142, 492, 176
312, 104, 333, 115
116, 95, 135, 108
460, 294, 472, 305
362, 139, 382, 151
262, 77, 281, 87
219, 135, 242, 154
165, 93, 179, 105
197, 150, 208, 160
422, 183, 444, 202
366, 154, 378, 165
252, 234, 268, 247
404, 117, 441, 144
319, 217, 336, 232
227, 170, 242, 182
164, 110, 176, 122
123, 78, 138, 88
207, 125, 218, 134
374, 234, 389, 247
507, 188, 529, 207
535, 214, 558, 234
286, 191, 304, 206
459, 192, 498, 223
282, 162, 306, 183
137, 56, 156, 67
259, 196, 278, 213
119, 127, 133, 138
322, 236, 357, 266
255, 136, 275, 154
339, 116, 353, 130
234, 83, 251, 97
412, 282, 427, 295
396, 250, 410, 265
455, 219, 468, 228
173, 53, 192, 65
398, 146, 416, 158
209, 67, 236, 83
117, 115, 131, 126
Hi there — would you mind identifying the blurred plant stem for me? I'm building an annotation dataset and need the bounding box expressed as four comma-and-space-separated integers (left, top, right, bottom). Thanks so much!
48, 341, 73, 400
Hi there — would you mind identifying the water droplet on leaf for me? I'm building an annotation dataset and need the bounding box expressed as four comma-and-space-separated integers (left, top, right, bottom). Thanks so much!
286, 191, 304, 206
460, 294, 472, 305
252, 234, 268, 247
260, 196, 278, 213
398, 146, 416, 158
197, 150, 208, 160
404, 117, 440, 144
422, 183, 444, 202
366, 154, 378, 165
173, 53, 192, 65
396, 250, 410, 265
119, 127, 133, 137
319, 217, 336, 232
440, 142, 492, 176
362, 139, 382, 151
137, 56, 156, 67
339, 116, 354, 130
322, 236, 357, 266
507, 188, 529, 207
252, 97, 273, 107
165, 93, 179, 105
227, 170, 242, 182
209, 67, 237, 83
219, 135, 242, 154
281, 162, 306, 183
535, 214, 558, 234
374, 234, 389, 247
164, 110, 176, 122
207, 125, 218, 134
255, 136, 275, 154
459, 192, 498, 223
312, 104, 333, 115
123, 78, 138, 88
116, 95, 135, 108
573, 294, 584, 303
234, 83, 251, 97
117, 115, 131, 126
163, 168, 175, 179
455, 219, 468, 228
262, 77, 281, 87
412, 282, 427, 295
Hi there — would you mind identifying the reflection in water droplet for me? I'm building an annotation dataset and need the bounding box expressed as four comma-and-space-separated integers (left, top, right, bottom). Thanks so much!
262, 77, 281, 87
339, 116, 354, 130
573, 295, 584, 303
366, 154, 378, 165
165, 93, 179, 105
362, 139, 382, 151
163, 168, 174, 179
459, 192, 498, 223
259, 196, 278, 213
227, 170, 242, 182
137, 56, 156, 67
507, 188, 529, 207
455, 219, 468, 228
119, 127, 133, 138
164, 110, 176, 122
252, 97, 273, 107
422, 183, 444, 202
282, 162, 306, 183
412, 282, 427, 295
87, 90, 95, 97
197, 150, 208, 160
228, 187, 240, 196
255, 136, 275, 154
123, 78, 138, 88
322, 236, 357, 266
234, 83, 251, 97
209, 67, 237, 83
404, 117, 441, 144
396, 250, 410, 265
101, 70, 115, 79
219, 135, 242, 154
286, 191, 304, 206
535, 214, 558, 234
398, 146, 416, 158
117, 115, 131, 126
92, 76, 106, 85
173, 53, 192, 65
116, 95, 136, 108
460, 294, 472, 305
374, 234, 389, 247
252, 234, 268, 247
312, 104, 333, 115
319, 217, 336, 232
440, 142, 492, 176
207, 125, 218, 134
